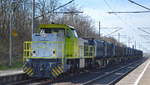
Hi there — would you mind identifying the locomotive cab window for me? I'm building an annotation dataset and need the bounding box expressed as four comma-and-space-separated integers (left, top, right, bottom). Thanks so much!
73, 29, 78, 38
66, 29, 78, 38
40, 28, 64, 34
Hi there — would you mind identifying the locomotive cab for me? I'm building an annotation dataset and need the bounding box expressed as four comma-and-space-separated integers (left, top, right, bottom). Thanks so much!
23, 24, 79, 78
24, 24, 79, 59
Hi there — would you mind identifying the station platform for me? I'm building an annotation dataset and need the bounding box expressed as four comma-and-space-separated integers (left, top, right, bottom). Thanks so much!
0, 69, 23, 77
116, 57, 150, 85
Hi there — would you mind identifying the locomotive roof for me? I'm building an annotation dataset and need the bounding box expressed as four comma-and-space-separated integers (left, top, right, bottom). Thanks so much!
40, 24, 75, 30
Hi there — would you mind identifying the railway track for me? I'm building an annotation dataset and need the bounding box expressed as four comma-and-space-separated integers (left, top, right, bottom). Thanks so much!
82, 59, 144, 85
4, 77, 53, 85
40, 58, 145, 85
6, 78, 39, 85
3, 74, 60, 85
1, 58, 145, 85
0, 73, 46, 85
0, 73, 28, 85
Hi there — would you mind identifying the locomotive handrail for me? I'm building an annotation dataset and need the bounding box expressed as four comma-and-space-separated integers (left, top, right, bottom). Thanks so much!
23, 41, 65, 62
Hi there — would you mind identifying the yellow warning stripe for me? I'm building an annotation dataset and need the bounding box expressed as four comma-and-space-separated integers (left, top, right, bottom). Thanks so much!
27, 69, 33, 76
23, 67, 28, 71
25, 68, 31, 73
52, 68, 59, 76
60, 65, 63, 69
57, 65, 63, 73
22, 64, 34, 76
51, 71, 57, 78
28, 68, 32, 73
30, 72, 34, 76
51, 65, 64, 78
24, 67, 29, 72
54, 67, 61, 75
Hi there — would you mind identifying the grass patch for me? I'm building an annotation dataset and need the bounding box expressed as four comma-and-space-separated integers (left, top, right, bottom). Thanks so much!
0, 61, 23, 70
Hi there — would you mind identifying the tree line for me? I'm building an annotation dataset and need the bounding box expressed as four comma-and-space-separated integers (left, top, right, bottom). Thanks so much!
0, 0, 122, 66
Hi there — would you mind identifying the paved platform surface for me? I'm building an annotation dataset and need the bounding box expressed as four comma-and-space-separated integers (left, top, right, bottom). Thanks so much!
116, 57, 150, 85
138, 58, 150, 85
0, 69, 23, 77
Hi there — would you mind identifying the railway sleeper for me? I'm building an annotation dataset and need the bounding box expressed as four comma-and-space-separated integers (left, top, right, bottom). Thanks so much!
0, 74, 28, 84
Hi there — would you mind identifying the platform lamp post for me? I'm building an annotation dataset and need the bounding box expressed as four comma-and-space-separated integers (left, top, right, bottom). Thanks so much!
99, 21, 101, 38
9, 0, 17, 66
9, 1, 12, 66
32, 0, 35, 35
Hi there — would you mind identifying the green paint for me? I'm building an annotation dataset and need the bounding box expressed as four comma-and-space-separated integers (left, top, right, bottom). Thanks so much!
65, 28, 79, 58
23, 24, 95, 63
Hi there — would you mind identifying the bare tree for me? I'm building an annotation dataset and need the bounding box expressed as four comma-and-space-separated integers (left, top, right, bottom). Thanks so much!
0, 0, 125, 67
37, 0, 59, 24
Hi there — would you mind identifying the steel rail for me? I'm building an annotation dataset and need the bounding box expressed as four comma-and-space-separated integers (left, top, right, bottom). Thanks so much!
82, 59, 144, 85
6, 78, 39, 85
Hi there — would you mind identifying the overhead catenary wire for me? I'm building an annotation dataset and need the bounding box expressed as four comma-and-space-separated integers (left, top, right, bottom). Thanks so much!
137, 28, 150, 35
140, 34, 150, 37
103, 0, 134, 36
140, 27, 150, 29
103, 0, 125, 24
52, 11, 83, 14
108, 11, 150, 14
139, 35, 150, 41
35, 0, 75, 19
104, 28, 122, 37
128, 0, 150, 11
103, 0, 133, 29
108, 0, 150, 14
103, 0, 141, 48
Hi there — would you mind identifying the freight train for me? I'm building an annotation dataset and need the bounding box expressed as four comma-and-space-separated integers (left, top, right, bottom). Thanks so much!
23, 24, 143, 78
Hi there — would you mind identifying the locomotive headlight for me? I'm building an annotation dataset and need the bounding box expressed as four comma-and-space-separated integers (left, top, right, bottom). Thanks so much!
32, 50, 36, 57
52, 49, 56, 56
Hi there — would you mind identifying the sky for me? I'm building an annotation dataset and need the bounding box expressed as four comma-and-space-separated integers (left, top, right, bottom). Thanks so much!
62, 0, 150, 53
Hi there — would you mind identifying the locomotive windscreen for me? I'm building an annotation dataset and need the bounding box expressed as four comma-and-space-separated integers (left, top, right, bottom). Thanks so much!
40, 28, 64, 34
31, 28, 65, 58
